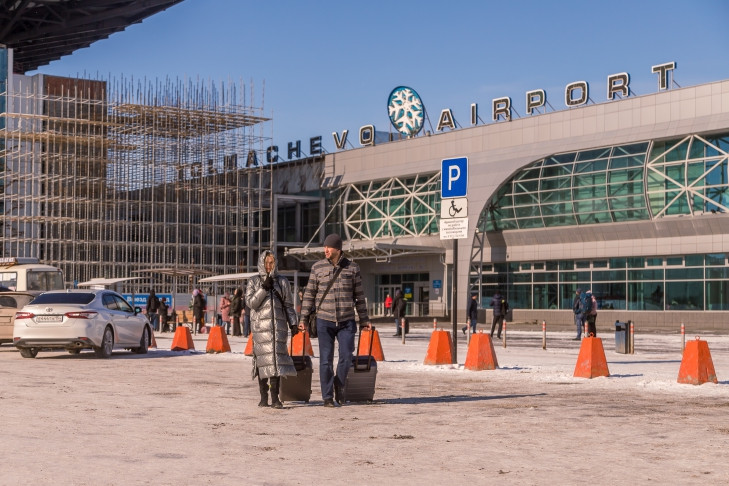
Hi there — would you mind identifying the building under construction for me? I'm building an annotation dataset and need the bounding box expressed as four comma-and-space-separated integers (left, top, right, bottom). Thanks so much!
1, 61, 272, 292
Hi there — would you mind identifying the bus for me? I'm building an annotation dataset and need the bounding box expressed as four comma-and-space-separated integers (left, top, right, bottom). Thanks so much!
0, 257, 65, 292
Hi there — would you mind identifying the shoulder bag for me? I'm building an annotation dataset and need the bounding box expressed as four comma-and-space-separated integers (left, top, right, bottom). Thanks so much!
307, 266, 343, 338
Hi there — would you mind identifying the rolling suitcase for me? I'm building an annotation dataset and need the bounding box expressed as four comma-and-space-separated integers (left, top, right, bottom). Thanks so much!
279, 330, 313, 403
343, 326, 378, 403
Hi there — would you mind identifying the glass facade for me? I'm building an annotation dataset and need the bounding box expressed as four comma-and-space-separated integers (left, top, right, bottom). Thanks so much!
343, 173, 440, 239
473, 132, 729, 311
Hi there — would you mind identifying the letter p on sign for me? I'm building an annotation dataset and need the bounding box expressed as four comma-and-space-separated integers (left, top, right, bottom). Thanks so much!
441, 157, 468, 198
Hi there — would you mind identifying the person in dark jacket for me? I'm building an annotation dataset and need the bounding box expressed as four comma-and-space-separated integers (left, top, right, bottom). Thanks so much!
246, 250, 298, 409
146, 290, 160, 332
158, 297, 169, 332
392, 289, 406, 336
229, 287, 243, 336
489, 291, 508, 339
572, 288, 585, 340
192, 288, 206, 333
462, 293, 479, 335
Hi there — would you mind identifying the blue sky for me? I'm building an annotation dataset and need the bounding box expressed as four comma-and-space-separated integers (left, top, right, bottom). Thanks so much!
29, 0, 729, 157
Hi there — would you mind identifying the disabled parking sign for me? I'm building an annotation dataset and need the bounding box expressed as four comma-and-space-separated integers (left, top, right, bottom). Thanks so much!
441, 157, 468, 198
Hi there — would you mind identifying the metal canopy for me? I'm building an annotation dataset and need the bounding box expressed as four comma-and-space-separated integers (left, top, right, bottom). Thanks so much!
285, 239, 446, 263
132, 267, 213, 278
0, 0, 184, 74
198, 272, 257, 283
77, 277, 143, 287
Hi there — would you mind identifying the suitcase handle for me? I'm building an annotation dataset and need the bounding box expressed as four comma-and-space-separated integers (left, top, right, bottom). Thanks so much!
354, 325, 376, 372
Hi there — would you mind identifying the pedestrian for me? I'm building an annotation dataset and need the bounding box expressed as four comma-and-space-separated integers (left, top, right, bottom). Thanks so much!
489, 290, 508, 339
585, 289, 598, 336
462, 293, 478, 335
299, 233, 372, 407
572, 288, 585, 340
220, 291, 232, 335
158, 297, 169, 332
242, 289, 251, 337
246, 250, 298, 409
230, 287, 243, 336
392, 288, 405, 336
384, 293, 393, 317
146, 290, 160, 332
192, 288, 206, 333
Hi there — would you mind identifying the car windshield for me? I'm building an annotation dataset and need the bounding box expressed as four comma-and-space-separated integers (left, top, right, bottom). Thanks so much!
30, 293, 96, 305
0, 294, 35, 308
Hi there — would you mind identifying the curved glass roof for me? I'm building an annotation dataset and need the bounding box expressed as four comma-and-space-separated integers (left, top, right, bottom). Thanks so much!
479, 132, 729, 232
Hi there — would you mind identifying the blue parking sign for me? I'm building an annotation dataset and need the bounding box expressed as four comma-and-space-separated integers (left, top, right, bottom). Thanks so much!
441, 157, 468, 198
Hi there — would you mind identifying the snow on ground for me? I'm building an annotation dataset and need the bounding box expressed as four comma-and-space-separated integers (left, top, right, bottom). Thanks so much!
1, 327, 728, 485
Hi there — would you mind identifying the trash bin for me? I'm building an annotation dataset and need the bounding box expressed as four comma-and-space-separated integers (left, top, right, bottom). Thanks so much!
614, 320, 629, 354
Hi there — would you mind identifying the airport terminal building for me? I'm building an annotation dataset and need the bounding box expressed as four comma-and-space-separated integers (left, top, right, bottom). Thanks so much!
281, 67, 729, 332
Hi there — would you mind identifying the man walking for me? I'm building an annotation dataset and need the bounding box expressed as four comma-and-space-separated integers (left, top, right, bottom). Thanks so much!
299, 233, 372, 407
146, 290, 160, 332
489, 290, 508, 339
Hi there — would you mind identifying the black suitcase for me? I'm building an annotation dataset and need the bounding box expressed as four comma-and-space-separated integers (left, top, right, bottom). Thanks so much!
343, 326, 378, 403
279, 331, 313, 403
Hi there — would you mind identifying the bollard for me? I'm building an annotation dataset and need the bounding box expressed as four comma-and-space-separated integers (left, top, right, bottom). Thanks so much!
502, 319, 507, 348
542, 320, 546, 350
629, 321, 634, 354
401, 317, 406, 345
433, 318, 437, 330
584, 322, 588, 339
681, 323, 685, 353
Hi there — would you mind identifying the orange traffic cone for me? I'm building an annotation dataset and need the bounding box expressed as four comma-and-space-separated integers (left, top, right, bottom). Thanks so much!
289, 330, 314, 356
357, 328, 385, 361
423, 329, 453, 365
206, 326, 231, 353
244, 334, 254, 356
573, 336, 610, 378
171, 326, 195, 351
149, 331, 157, 349
678, 337, 718, 385
464, 333, 498, 370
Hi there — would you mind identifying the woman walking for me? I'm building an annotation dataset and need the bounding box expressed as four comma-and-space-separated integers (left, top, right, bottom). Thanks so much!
246, 250, 298, 409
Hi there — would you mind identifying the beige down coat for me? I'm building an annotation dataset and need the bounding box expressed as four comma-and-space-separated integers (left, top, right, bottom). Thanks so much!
246, 251, 297, 380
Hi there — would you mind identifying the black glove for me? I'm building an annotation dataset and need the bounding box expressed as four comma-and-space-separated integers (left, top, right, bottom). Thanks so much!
290, 324, 299, 336
262, 276, 274, 291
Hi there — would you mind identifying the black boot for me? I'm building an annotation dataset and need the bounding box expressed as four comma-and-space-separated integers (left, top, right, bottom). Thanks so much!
258, 377, 269, 407
270, 377, 283, 409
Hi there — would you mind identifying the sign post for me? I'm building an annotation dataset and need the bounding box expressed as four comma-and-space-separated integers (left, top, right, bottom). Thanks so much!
440, 157, 468, 364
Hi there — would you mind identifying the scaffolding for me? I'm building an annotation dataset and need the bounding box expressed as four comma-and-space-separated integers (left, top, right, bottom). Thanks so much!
0, 73, 272, 293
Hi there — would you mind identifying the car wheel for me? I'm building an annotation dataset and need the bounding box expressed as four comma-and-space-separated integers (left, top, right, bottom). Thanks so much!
19, 348, 38, 359
94, 326, 114, 359
68, 349, 81, 355
133, 327, 149, 354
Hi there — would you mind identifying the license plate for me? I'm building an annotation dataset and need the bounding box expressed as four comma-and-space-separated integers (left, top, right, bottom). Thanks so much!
35, 315, 63, 323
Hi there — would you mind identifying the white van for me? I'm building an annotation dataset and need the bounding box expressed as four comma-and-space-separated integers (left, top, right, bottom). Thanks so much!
0, 257, 65, 291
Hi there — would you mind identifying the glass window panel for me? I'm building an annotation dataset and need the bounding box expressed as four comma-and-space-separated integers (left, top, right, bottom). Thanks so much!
666, 281, 703, 310
520, 263, 532, 270
610, 258, 626, 268
559, 261, 574, 270
512, 273, 532, 283
533, 284, 558, 309
547, 153, 577, 164
514, 180, 539, 192
706, 267, 729, 279
575, 160, 609, 173
685, 254, 703, 266
627, 257, 645, 268
533, 272, 558, 282
541, 190, 572, 203
516, 167, 542, 180
628, 282, 664, 310
518, 217, 544, 229
560, 271, 579, 282
666, 268, 703, 280
613, 142, 649, 156
593, 261, 608, 268
628, 269, 664, 280
577, 147, 611, 161
540, 177, 571, 190
706, 281, 729, 310
533, 263, 544, 270
511, 284, 532, 310
546, 262, 559, 271
591, 283, 626, 310
543, 215, 577, 227
514, 193, 539, 205
646, 258, 663, 266
610, 155, 645, 170
542, 165, 572, 178
666, 257, 683, 265
593, 270, 625, 280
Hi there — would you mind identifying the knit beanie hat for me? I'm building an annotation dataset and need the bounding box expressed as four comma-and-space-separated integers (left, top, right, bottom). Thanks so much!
323, 233, 343, 250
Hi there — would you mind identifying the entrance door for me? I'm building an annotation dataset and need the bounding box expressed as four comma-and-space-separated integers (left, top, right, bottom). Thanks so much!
379, 286, 400, 317
419, 286, 430, 316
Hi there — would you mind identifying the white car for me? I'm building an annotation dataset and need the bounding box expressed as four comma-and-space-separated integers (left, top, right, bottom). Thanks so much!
13, 289, 152, 359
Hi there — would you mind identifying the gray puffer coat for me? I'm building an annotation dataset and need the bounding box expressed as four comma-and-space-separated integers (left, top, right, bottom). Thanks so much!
246, 251, 297, 380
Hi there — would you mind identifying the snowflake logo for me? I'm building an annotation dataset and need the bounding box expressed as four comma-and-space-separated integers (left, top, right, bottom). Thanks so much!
387, 86, 424, 137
